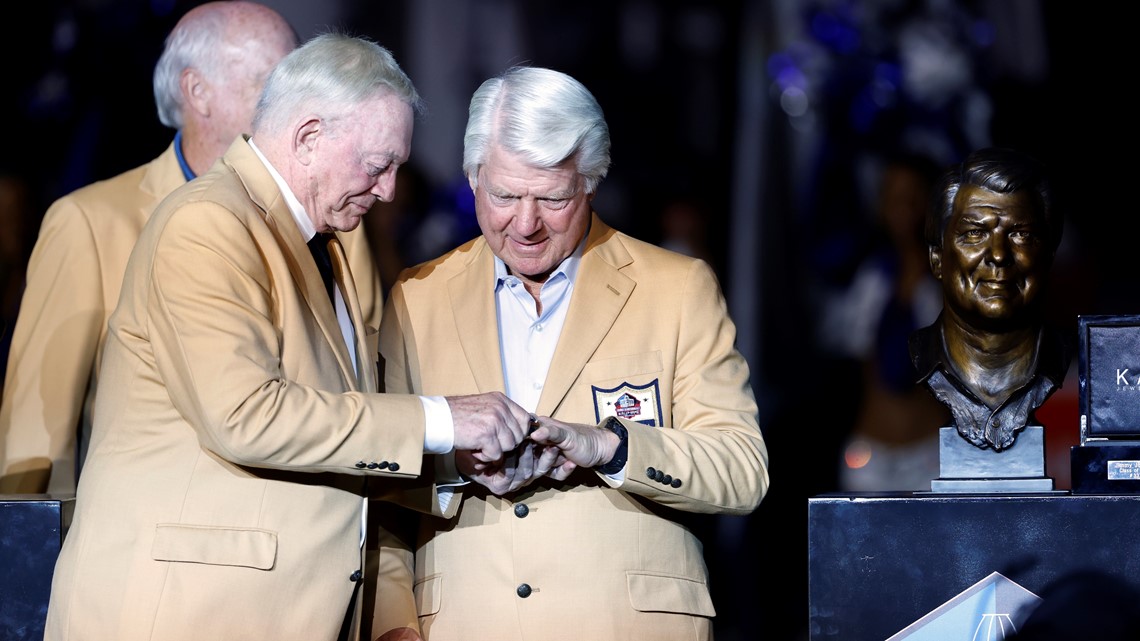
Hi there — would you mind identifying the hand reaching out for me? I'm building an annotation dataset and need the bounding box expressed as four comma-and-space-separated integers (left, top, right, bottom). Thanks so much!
445, 392, 531, 463
527, 416, 622, 481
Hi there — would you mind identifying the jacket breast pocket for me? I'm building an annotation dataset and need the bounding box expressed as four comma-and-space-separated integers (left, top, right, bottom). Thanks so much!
582, 351, 666, 426
581, 351, 663, 386
151, 523, 277, 570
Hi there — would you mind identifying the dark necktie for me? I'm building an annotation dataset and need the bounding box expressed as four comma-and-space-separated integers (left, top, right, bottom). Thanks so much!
307, 233, 336, 306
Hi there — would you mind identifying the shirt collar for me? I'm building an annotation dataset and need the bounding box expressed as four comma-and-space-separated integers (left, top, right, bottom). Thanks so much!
247, 137, 318, 242
910, 314, 1070, 388
173, 130, 195, 181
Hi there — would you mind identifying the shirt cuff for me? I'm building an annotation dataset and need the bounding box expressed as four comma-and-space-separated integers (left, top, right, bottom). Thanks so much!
435, 454, 469, 513
421, 395, 454, 454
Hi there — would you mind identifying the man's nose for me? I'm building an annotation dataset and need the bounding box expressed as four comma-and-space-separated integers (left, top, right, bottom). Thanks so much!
514, 201, 542, 235
986, 231, 1010, 264
372, 172, 398, 203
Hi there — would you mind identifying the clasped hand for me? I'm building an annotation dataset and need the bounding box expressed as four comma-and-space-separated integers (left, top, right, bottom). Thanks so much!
456, 415, 621, 495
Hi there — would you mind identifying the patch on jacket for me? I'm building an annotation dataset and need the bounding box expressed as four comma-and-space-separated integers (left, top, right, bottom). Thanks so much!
592, 380, 662, 426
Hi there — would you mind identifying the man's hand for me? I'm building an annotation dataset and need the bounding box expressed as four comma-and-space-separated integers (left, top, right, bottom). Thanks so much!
445, 392, 530, 463
528, 417, 621, 480
455, 437, 563, 495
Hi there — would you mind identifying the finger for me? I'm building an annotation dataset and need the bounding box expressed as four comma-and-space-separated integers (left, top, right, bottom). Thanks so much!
483, 436, 506, 461
469, 450, 494, 463
498, 417, 525, 453
532, 423, 567, 446
507, 403, 532, 442
516, 443, 536, 479
535, 444, 560, 476
548, 462, 575, 481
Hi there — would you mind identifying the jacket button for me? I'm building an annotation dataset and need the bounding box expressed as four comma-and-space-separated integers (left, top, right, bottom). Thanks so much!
654, 469, 666, 482
662, 474, 673, 485
388, 462, 400, 472
366, 462, 378, 469
516, 583, 532, 598
349, 570, 362, 582
377, 461, 390, 469
355, 461, 367, 469
646, 467, 657, 478
513, 503, 529, 518
671, 478, 682, 488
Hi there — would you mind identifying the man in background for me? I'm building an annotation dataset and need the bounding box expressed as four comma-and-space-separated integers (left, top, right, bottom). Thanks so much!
0, 2, 378, 493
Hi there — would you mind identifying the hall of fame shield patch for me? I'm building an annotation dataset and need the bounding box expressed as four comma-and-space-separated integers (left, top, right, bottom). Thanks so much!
592, 380, 663, 426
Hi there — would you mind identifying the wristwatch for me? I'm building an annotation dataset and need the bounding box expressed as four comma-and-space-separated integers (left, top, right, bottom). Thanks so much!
596, 416, 629, 475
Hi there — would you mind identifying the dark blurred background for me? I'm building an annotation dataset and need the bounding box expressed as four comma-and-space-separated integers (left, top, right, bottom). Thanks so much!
1, 1, 1132, 640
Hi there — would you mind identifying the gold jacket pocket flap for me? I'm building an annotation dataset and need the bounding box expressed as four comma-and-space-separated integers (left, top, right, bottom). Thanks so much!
627, 572, 715, 617
151, 523, 277, 570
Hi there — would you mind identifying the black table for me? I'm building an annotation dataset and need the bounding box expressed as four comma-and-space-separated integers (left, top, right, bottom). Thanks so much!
807, 492, 1140, 640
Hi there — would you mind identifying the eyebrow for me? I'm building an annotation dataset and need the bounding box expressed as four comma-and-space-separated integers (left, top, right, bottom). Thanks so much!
367, 151, 404, 165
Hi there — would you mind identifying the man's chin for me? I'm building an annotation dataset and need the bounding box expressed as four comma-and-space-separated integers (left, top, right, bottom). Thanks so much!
332, 215, 363, 233
964, 305, 1038, 333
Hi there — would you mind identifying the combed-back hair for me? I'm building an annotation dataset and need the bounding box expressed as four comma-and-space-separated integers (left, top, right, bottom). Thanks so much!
463, 66, 610, 194
252, 32, 422, 137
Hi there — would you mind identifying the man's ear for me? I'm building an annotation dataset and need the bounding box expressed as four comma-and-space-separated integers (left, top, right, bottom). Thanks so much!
928, 246, 943, 280
293, 117, 320, 165
181, 68, 209, 117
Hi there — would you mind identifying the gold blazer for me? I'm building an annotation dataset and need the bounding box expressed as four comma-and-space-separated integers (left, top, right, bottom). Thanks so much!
377, 215, 770, 640
45, 137, 420, 641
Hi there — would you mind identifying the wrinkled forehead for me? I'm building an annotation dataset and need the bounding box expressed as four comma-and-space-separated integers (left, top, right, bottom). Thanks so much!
952, 184, 1039, 221
479, 145, 581, 195
347, 95, 414, 152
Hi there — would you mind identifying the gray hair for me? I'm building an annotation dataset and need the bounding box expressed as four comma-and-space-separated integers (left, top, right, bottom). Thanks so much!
152, 1, 300, 130
463, 66, 611, 194
152, 5, 228, 128
252, 33, 422, 137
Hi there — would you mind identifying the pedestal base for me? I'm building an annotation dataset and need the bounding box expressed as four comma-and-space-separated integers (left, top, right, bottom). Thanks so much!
922, 426, 1056, 494
1070, 441, 1140, 494
930, 477, 1056, 493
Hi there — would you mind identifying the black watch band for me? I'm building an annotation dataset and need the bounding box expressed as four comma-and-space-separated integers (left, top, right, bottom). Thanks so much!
596, 416, 629, 475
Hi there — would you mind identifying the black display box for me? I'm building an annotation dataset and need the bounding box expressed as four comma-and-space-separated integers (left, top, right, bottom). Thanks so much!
0, 495, 74, 640
1072, 315, 1140, 493
1077, 314, 1140, 439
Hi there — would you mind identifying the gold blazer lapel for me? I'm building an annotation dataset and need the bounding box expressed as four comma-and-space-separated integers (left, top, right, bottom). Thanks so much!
225, 138, 357, 386
447, 241, 505, 393
330, 235, 375, 393
537, 216, 633, 417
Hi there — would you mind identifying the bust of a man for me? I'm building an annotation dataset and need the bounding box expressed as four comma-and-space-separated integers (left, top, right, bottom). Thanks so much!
909, 147, 1070, 451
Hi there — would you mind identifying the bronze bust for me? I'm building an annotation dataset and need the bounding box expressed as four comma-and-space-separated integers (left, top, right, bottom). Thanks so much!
909, 147, 1070, 451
